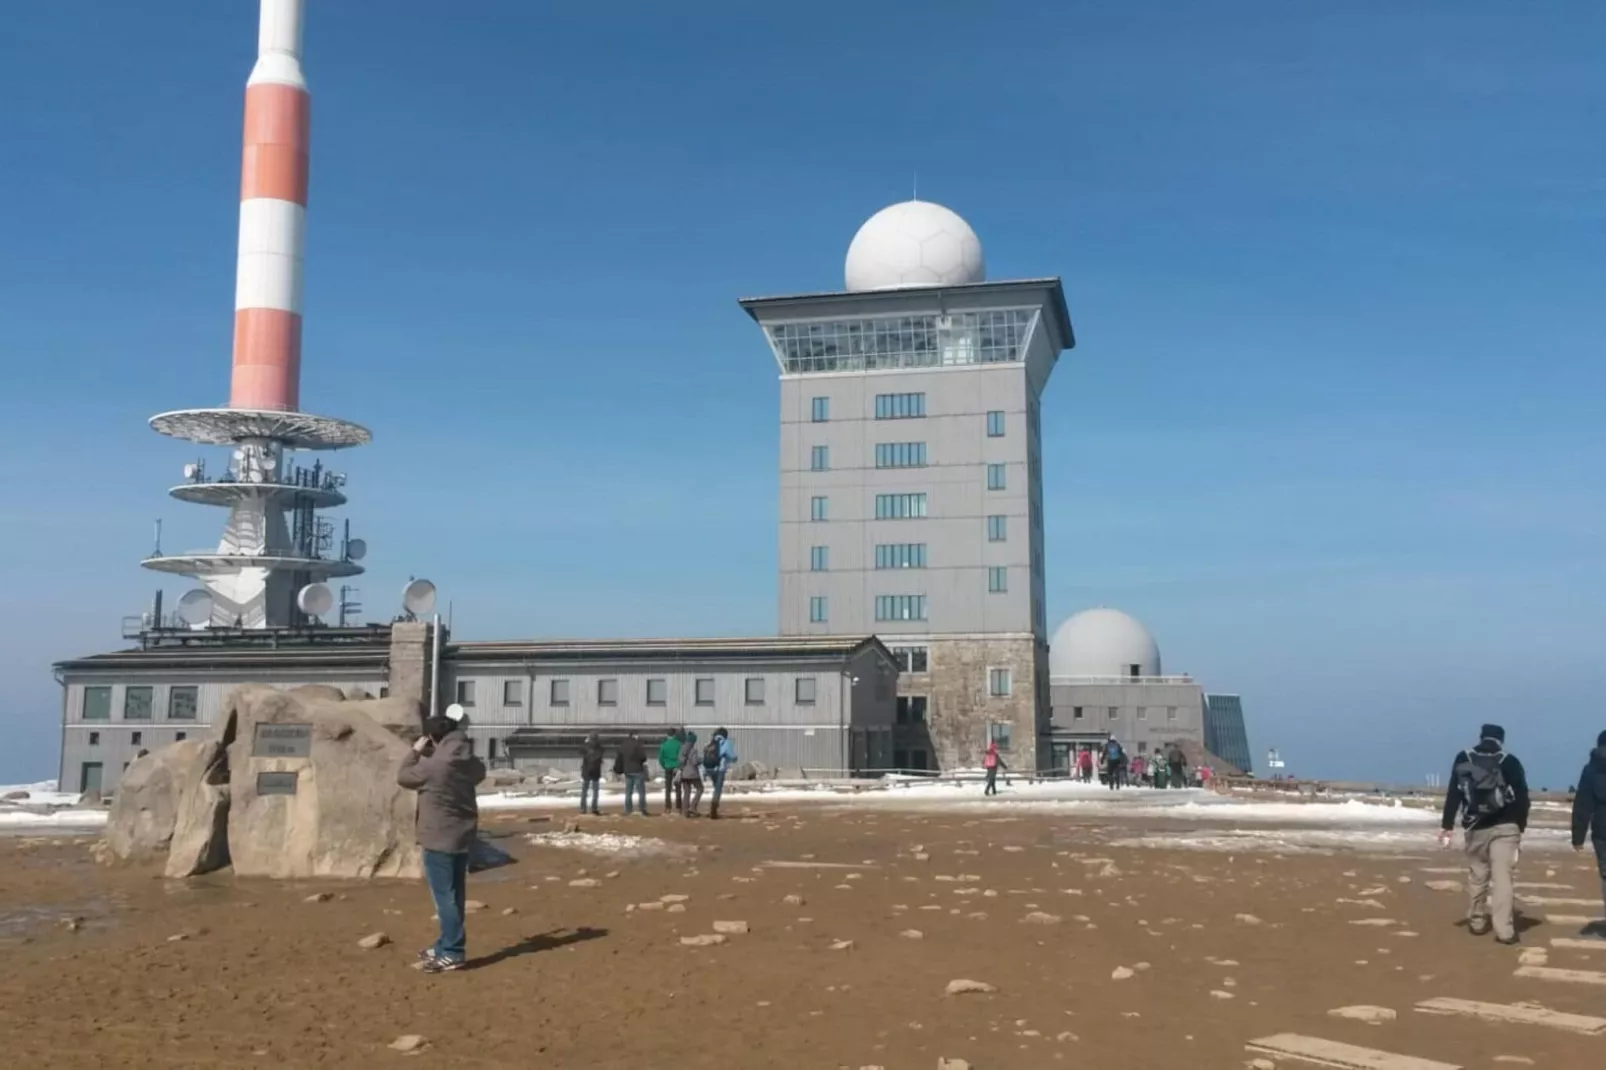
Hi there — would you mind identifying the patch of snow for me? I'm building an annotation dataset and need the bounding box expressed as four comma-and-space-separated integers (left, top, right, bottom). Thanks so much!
526, 831, 695, 859
0, 809, 107, 830
0, 780, 84, 808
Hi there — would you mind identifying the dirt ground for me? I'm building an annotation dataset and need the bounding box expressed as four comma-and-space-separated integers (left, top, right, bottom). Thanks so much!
1, 802, 1603, 1069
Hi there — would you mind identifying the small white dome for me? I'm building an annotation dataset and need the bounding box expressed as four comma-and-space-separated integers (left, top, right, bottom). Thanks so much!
844, 200, 986, 292
1049, 607, 1162, 678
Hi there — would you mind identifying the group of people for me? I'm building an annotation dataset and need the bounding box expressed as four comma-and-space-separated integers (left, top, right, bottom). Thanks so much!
1441, 724, 1606, 946
1071, 738, 1207, 791
573, 727, 739, 819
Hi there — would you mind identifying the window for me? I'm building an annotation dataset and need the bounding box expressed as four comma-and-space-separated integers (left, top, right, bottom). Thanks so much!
1107, 706, 1118, 720
1127, 663, 1141, 679
168, 685, 198, 721
987, 464, 1006, 490
811, 396, 829, 422
503, 680, 523, 706
646, 678, 667, 705
989, 722, 1012, 749
809, 596, 828, 623
811, 496, 828, 521
874, 493, 927, 519
1138, 706, 1148, 720
488, 739, 498, 761
988, 566, 1008, 593
1072, 706, 1084, 720
988, 668, 1012, 697
875, 594, 927, 621
81, 686, 113, 722
745, 678, 765, 705
88, 731, 100, 745
811, 445, 829, 471
890, 645, 929, 673
910, 749, 928, 771
874, 442, 927, 468
124, 686, 153, 721
987, 515, 1007, 542
380, 687, 390, 698
896, 695, 928, 724
810, 545, 829, 571
550, 679, 571, 706
175, 732, 187, 741
695, 678, 715, 706
874, 543, 927, 569
1168, 706, 1178, 722
455, 680, 476, 706
769, 310, 1037, 374
987, 410, 1005, 437
874, 392, 926, 419
131, 732, 143, 746
795, 676, 817, 704
598, 678, 619, 706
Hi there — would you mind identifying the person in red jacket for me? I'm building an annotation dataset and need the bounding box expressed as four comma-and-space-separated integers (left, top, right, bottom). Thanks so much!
983, 741, 1007, 796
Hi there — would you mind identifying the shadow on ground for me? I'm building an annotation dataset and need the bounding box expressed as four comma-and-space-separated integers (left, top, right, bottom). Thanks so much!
467, 926, 607, 970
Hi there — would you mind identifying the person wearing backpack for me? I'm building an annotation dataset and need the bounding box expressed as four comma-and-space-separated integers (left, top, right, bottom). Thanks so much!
707, 727, 738, 819
1102, 737, 1126, 792
1077, 747, 1095, 784
1438, 723, 1531, 945
1165, 742, 1188, 790
677, 730, 705, 817
1569, 729, 1606, 935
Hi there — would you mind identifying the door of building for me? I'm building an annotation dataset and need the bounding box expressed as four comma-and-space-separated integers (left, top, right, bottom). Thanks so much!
80, 762, 103, 795
1051, 742, 1072, 775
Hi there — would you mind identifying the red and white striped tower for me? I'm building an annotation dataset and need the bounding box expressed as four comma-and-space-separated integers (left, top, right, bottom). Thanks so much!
231, 0, 309, 412
147, 0, 370, 630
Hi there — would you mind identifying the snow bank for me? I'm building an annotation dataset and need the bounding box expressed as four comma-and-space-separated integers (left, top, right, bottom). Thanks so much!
0, 780, 84, 808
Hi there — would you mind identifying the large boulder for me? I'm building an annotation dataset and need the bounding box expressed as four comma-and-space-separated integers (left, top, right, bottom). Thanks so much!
105, 739, 215, 861
219, 685, 423, 879
164, 740, 232, 878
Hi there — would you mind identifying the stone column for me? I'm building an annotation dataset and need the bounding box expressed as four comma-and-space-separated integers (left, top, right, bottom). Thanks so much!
388, 621, 431, 711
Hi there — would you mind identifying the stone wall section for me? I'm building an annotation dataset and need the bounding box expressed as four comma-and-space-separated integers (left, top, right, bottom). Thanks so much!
921, 637, 1043, 772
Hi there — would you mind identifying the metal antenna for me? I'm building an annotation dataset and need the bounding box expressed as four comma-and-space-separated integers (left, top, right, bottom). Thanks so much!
912, 174, 918, 201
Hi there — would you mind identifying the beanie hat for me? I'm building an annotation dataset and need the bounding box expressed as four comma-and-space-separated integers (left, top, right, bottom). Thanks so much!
1596, 729, 1606, 749
1480, 723, 1506, 743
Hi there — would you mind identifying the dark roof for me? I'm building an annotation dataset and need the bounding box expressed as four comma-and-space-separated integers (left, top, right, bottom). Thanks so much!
738, 277, 1075, 353
55, 645, 391, 673
450, 635, 892, 666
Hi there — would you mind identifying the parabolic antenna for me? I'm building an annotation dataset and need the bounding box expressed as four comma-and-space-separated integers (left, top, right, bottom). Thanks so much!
176, 589, 214, 627
262, 453, 278, 471
182, 463, 198, 480
346, 537, 367, 561
297, 582, 334, 618
402, 578, 437, 617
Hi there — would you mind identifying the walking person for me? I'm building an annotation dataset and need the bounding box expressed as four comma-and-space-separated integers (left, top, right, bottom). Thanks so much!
658, 728, 684, 814
1569, 729, 1606, 936
615, 730, 650, 816
1438, 723, 1530, 945
1165, 741, 1188, 790
678, 730, 704, 817
1102, 737, 1125, 792
707, 727, 738, 819
397, 714, 487, 973
1077, 747, 1095, 784
1129, 753, 1146, 789
983, 740, 1007, 796
578, 732, 604, 816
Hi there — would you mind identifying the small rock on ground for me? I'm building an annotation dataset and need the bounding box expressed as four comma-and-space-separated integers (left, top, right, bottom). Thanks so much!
389, 1034, 428, 1054
900, 929, 924, 940
1022, 912, 1062, 925
358, 932, 391, 950
679, 934, 728, 947
712, 920, 749, 934
1328, 1005, 1397, 1024
830, 939, 855, 951
944, 978, 996, 995
1111, 966, 1134, 980
464, 900, 487, 913
304, 892, 335, 904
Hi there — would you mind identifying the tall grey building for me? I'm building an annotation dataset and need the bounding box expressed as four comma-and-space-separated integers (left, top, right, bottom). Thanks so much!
741, 200, 1074, 773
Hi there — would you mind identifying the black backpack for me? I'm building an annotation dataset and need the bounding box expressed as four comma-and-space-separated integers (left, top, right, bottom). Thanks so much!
703, 739, 721, 771
1454, 748, 1514, 825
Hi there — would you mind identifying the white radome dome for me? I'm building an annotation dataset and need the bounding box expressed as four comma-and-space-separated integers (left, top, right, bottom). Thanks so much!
844, 200, 986, 292
1049, 607, 1162, 679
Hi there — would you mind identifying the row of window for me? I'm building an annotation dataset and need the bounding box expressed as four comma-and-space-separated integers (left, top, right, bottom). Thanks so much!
874, 441, 926, 468
1069, 705, 1181, 722
81, 685, 197, 722
456, 675, 823, 708
808, 394, 1010, 437
873, 542, 926, 569
808, 474, 1008, 523
874, 594, 927, 621
82, 729, 187, 747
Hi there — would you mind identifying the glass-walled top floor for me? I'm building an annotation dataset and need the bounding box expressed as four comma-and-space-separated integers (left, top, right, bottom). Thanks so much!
768, 308, 1039, 375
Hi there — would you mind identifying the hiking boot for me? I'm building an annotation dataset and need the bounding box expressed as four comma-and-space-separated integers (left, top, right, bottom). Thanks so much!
1495, 933, 1520, 946
1467, 918, 1491, 936
590, 809, 601, 816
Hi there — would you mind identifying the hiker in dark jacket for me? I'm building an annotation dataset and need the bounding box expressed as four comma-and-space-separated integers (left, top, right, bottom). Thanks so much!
678, 731, 705, 817
613, 731, 650, 816
1438, 723, 1530, 945
1570, 729, 1606, 934
397, 715, 487, 972
1165, 742, 1187, 790
579, 732, 604, 816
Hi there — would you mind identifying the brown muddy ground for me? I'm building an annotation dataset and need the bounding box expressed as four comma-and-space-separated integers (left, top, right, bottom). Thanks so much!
1, 804, 1602, 1069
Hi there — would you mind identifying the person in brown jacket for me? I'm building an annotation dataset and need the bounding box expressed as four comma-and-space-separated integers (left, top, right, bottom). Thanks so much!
397, 714, 487, 972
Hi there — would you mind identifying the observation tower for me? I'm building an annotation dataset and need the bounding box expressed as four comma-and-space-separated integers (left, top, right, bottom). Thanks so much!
143, 0, 369, 629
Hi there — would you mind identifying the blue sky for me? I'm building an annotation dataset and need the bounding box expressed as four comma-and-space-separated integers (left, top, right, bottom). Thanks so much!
1, 1, 1601, 788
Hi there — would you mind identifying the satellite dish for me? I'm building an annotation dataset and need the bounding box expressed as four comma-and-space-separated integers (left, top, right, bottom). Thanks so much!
261, 453, 278, 472
297, 582, 334, 618
402, 578, 437, 617
176, 589, 214, 627
182, 463, 198, 480
444, 703, 466, 723
346, 538, 367, 561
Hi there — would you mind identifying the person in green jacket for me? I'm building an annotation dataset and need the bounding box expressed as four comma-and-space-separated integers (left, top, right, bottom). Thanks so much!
659, 728, 684, 814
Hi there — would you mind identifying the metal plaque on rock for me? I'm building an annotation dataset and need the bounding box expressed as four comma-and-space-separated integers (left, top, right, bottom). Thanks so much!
252, 723, 312, 758
256, 771, 299, 796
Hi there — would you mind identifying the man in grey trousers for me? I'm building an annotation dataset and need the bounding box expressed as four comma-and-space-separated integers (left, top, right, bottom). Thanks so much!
1439, 723, 1530, 945
398, 714, 487, 972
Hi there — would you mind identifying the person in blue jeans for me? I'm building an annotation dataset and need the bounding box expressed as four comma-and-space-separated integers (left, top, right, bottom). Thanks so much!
708, 727, 739, 820
614, 730, 650, 816
397, 714, 486, 973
